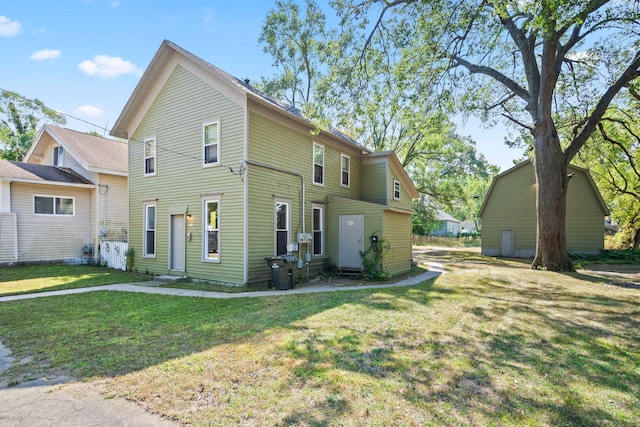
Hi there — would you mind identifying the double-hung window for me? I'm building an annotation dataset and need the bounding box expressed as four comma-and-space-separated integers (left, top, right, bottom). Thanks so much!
53, 146, 64, 166
34, 195, 74, 216
203, 121, 220, 166
393, 180, 401, 200
203, 197, 220, 261
312, 204, 323, 256
144, 138, 156, 176
275, 200, 290, 256
341, 154, 350, 187
143, 203, 156, 257
313, 143, 324, 185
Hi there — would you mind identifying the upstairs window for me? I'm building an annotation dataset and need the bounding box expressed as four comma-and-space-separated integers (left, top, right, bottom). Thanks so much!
34, 195, 74, 216
144, 138, 156, 176
203, 121, 220, 165
393, 180, 401, 200
313, 143, 324, 185
53, 146, 64, 166
341, 154, 350, 187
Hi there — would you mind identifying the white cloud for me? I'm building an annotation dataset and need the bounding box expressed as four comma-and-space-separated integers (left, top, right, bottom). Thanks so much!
111, 1, 120, 7
0, 16, 22, 37
78, 55, 142, 78
29, 49, 61, 61
75, 105, 104, 117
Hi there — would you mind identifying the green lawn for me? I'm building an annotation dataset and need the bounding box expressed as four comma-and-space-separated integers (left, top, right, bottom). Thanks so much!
1, 249, 639, 426
0, 264, 150, 296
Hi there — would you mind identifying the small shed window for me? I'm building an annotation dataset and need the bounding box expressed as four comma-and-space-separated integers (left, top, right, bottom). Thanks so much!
393, 180, 401, 200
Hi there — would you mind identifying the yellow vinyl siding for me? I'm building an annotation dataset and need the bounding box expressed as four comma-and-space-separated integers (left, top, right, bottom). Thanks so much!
10, 182, 92, 262
382, 210, 413, 275
387, 168, 413, 212
325, 195, 384, 266
246, 111, 366, 283
96, 174, 128, 241
128, 64, 245, 283
362, 162, 387, 205
0, 213, 17, 263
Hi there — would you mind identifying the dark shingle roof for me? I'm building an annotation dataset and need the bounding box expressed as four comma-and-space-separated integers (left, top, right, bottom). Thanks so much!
0, 160, 94, 185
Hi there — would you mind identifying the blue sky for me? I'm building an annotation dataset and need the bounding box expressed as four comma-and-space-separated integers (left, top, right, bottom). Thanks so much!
0, 0, 521, 170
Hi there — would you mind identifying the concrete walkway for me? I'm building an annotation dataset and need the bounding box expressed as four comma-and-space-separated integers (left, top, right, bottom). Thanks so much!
0, 269, 442, 303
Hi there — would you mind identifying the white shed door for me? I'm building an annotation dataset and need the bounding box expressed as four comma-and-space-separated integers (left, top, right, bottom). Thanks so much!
500, 229, 514, 257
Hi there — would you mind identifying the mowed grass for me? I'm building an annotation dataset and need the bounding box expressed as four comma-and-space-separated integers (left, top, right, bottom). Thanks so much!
0, 248, 639, 426
0, 264, 150, 296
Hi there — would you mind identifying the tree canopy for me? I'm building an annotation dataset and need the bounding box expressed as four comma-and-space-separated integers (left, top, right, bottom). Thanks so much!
329, 0, 640, 269
259, 0, 497, 227
0, 90, 66, 160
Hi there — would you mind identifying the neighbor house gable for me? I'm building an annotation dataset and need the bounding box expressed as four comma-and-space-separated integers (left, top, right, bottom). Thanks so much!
24, 125, 127, 177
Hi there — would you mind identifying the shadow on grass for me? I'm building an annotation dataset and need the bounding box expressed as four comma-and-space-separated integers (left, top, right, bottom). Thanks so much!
0, 264, 150, 296
2, 253, 639, 425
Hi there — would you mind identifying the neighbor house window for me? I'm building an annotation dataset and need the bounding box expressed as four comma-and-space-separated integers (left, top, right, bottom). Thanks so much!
144, 138, 156, 176
53, 146, 64, 166
203, 121, 220, 165
341, 154, 350, 187
312, 204, 323, 256
275, 200, 290, 256
34, 195, 74, 216
393, 180, 401, 200
203, 197, 220, 261
143, 203, 156, 257
313, 143, 324, 185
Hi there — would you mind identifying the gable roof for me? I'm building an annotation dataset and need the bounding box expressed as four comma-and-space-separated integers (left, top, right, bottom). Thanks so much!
478, 160, 609, 217
110, 39, 367, 153
365, 151, 420, 199
435, 210, 460, 223
25, 125, 128, 176
0, 160, 94, 187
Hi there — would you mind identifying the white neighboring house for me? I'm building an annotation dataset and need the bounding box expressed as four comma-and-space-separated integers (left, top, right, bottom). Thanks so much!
432, 210, 461, 236
0, 125, 128, 265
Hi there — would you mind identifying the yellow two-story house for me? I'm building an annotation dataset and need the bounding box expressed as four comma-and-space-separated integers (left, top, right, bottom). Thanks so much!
111, 40, 418, 286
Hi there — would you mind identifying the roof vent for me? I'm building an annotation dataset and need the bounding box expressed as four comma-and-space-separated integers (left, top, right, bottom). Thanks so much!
244, 79, 250, 86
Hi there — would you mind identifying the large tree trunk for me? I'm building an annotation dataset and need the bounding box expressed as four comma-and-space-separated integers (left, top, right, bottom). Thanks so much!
531, 125, 574, 271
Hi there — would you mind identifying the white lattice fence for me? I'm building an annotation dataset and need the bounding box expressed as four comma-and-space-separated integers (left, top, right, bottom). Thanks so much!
100, 241, 128, 271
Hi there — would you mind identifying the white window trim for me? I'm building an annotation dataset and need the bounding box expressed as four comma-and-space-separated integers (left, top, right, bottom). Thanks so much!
340, 154, 350, 188
143, 202, 156, 258
393, 180, 401, 201
144, 138, 157, 177
312, 142, 324, 186
202, 196, 221, 263
312, 204, 324, 257
203, 120, 221, 167
52, 145, 64, 167
33, 194, 75, 216
274, 198, 291, 256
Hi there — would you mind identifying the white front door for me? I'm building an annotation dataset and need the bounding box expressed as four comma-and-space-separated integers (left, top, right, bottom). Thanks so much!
500, 229, 514, 257
339, 214, 364, 270
170, 214, 186, 271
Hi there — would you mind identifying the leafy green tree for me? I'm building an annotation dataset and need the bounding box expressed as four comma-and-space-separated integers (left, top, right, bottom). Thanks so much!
259, 0, 495, 222
258, 0, 328, 109
576, 84, 640, 248
332, 0, 640, 270
0, 90, 66, 160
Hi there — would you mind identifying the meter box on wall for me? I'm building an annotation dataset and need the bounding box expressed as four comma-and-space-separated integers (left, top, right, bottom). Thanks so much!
297, 233, 313, 244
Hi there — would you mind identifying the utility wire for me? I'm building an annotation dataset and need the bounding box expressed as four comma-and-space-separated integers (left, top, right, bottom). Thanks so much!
1, 87, 241, 171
